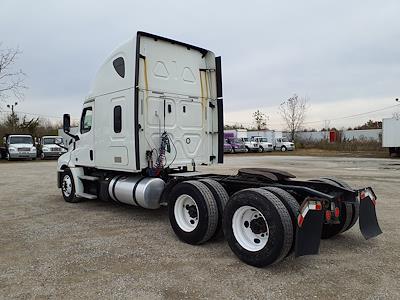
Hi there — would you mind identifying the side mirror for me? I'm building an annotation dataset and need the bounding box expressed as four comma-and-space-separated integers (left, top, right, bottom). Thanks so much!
63, 114, 71, 133
55, 137, 63, 145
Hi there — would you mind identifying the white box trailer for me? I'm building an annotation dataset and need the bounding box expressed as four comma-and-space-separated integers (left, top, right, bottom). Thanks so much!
382, 117, 400, 156
57, 32, 381, 267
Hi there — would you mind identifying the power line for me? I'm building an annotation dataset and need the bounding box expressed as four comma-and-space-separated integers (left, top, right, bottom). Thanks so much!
225, 103, 400, 127
0, 110, 80, 121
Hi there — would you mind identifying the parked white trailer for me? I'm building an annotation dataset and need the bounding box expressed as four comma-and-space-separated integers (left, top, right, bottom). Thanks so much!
382, 117, 400, 156
57, 32, 381, 268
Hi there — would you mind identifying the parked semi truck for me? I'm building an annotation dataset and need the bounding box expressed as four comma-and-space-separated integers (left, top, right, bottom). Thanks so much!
37, 136, 67, 159
382, 117, 400, 156
57, 32, 381, 267
0, 134, 37, 160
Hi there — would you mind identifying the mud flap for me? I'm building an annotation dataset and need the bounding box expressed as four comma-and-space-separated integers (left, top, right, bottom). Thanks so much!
359, 188, 382, 240
295, 200, 324, 257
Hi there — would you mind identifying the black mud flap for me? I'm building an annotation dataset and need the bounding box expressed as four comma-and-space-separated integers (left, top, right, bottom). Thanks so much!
295, 201, 324, 257
359, 188, 382, 240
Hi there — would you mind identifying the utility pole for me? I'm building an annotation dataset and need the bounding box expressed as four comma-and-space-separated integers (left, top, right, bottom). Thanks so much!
6, 102, 18, 131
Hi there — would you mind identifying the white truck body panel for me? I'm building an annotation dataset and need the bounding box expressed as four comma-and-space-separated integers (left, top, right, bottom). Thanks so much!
59, 32, 221, 173
382, 117, 400, 147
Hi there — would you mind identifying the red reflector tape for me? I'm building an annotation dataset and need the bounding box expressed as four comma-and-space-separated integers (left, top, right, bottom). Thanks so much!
298, 214, 304, 227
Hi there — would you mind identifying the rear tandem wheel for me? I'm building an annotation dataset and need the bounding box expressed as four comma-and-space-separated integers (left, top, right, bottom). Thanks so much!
223, 188, 293, 267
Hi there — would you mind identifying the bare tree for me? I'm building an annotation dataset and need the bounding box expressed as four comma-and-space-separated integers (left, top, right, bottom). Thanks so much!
279, 94, 308, 141
0, 44, 27, 106
252, 110, 268, 130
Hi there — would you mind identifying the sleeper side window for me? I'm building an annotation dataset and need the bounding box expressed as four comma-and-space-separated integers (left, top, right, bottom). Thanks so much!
113, 57, 125, 78
114, 105, 122, 133
80, 107, 93, 134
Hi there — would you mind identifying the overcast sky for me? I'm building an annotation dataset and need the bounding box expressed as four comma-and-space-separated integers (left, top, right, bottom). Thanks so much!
1, 0, 399, 129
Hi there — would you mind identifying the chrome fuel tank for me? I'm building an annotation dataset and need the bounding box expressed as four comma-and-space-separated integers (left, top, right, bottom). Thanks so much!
108, 175, 165, 209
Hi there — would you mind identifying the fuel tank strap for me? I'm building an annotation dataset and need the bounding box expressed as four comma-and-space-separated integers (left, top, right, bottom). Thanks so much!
111, 175, 125, 203
132, 176, 146, 206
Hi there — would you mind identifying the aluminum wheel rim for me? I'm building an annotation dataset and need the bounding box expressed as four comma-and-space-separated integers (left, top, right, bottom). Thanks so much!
62, 175, 72, 197
232, 205, 269, 252
174, 194, 199, 232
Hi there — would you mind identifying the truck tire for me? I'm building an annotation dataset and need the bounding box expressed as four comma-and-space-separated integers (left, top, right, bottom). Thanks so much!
281, 146, 287, 152
168, 180, 218, 245
40, 152, 46, 160
6, 152, 11, 161
258, 146, 264, 153
320, 177, 359, 232
60, 169, 81, 203
199, 179, 229, 238
260, 187, 299, 256
315, 178, 352, 238
223, 188, 293, 267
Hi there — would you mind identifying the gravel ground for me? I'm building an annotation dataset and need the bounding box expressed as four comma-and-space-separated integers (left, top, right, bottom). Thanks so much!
0, 156, 399, 299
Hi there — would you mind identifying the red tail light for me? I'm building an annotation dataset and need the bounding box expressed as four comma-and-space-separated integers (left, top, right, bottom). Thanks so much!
334, 207, 340, 218
325, 210, 331, 221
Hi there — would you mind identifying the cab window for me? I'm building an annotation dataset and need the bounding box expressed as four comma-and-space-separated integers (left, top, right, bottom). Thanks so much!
80, 107, 93, 134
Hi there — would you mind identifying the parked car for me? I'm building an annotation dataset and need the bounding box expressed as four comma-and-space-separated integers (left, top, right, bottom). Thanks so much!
37, 136, 67, 160
0, 134, 37, 160
226, 137, 247, 153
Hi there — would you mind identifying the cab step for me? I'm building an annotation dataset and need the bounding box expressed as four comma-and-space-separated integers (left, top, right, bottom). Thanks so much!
76, 192, 97, 200
78, 175, 99, 181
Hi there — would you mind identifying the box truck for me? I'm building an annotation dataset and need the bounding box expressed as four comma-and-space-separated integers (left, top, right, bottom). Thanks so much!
224, 130, 247, 153
1, 134, 37, 160
382, 117, 400, 156
57, 32, 381, 267
37, 136, 67, 159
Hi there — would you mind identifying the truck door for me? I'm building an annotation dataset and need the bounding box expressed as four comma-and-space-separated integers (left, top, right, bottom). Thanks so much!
73, 102, 95, 167
276, 138, 282, 149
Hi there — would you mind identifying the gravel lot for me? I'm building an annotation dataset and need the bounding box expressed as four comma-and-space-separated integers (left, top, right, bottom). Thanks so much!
1, 155, 399, 299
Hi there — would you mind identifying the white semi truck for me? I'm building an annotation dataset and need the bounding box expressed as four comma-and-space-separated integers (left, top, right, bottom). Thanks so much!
382, 117, 400, 156
57, 32, 381, 267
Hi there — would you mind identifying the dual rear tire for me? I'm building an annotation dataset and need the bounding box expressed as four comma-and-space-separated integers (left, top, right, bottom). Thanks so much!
168, 179, 228, 245
169, 182, 297, 267
223, 188, 295, 267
